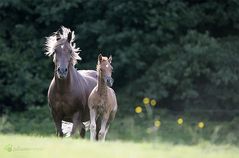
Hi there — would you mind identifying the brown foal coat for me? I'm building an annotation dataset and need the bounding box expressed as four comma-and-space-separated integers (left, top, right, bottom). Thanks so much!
88, 54, 117, 141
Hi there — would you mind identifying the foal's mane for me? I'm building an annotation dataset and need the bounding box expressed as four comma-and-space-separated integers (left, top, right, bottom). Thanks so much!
45, 26, 81, 65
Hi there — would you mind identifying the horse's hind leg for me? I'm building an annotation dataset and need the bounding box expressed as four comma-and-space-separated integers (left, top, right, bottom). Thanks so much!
96, 117, 101, 141
80, 127, 85, 138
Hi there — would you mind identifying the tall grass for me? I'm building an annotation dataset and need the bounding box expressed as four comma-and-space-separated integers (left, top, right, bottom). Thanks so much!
1, 105, 239, 145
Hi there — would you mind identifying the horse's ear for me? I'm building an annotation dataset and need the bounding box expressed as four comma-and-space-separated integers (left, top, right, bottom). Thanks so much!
98, 54, 103, 62
108, 55, 112, 63
67, 31, 72, 43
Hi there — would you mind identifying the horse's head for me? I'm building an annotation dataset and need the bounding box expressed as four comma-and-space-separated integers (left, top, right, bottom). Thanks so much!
54, 31, 73, 79
97, 54, 114, 87
45, 26, 81, 79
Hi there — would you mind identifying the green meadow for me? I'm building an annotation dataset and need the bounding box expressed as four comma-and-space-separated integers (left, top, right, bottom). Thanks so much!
0, 134, 238, 158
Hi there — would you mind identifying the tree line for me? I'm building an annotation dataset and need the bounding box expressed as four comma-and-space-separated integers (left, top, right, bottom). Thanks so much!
0, 0, 239, 118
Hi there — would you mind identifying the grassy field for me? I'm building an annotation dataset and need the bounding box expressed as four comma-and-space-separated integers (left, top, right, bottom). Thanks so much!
0, 134, 238, 158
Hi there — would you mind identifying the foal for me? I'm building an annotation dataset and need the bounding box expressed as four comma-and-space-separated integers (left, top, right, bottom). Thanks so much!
88, 54, 117, 141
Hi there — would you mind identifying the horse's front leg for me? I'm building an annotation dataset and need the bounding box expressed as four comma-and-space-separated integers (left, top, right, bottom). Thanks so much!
71, 112, 80, 137
90, 108, 97, 141
103, 110, 116, 137
52, 111, 63, 137
98, 113, 110, 141
71, 111, 85, 138
55, 120, 63, 137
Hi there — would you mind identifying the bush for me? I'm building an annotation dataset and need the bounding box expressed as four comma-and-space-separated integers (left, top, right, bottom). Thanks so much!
0, 106, 54, 135
130, 31, 239, 116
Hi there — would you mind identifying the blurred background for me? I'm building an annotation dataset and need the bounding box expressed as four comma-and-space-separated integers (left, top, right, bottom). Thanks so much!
0, 0, 239, 145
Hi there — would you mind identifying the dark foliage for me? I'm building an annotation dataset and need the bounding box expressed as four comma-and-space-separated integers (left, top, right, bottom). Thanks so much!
0, 0, 239, 118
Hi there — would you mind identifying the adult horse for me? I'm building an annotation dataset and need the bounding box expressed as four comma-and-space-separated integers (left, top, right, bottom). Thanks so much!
45, 26, 97, 137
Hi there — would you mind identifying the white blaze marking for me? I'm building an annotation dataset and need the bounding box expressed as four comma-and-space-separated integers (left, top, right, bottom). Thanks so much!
106, 64, 109, 68
61, 45, 64, 49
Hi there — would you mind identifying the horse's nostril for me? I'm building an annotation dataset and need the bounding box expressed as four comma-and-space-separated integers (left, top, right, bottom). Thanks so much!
57, 67, 67, 74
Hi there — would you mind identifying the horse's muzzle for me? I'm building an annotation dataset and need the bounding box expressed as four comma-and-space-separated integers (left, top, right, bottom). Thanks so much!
106, 76, 114, 87
57, 67, 68, 79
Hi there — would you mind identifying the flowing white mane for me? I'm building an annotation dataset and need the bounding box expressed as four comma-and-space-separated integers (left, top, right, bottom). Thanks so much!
45, 26, 81, 65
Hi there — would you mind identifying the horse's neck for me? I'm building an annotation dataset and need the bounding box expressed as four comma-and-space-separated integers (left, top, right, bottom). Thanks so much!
55, 65, 76, 93
97, 72, 107, 97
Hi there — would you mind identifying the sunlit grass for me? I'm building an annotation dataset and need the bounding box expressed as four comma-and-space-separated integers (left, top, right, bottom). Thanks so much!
0, 134, 238, 158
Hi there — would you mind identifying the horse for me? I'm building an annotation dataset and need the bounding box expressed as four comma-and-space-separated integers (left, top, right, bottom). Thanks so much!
88, 54, 117, 141
45, 26, 97, 137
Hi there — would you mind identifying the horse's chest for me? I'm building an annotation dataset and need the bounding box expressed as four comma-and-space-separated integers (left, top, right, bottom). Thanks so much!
93, 99, 108, 114
54, 93, 79, 110
95, 105, 106, 115
55, 99, 69, 107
